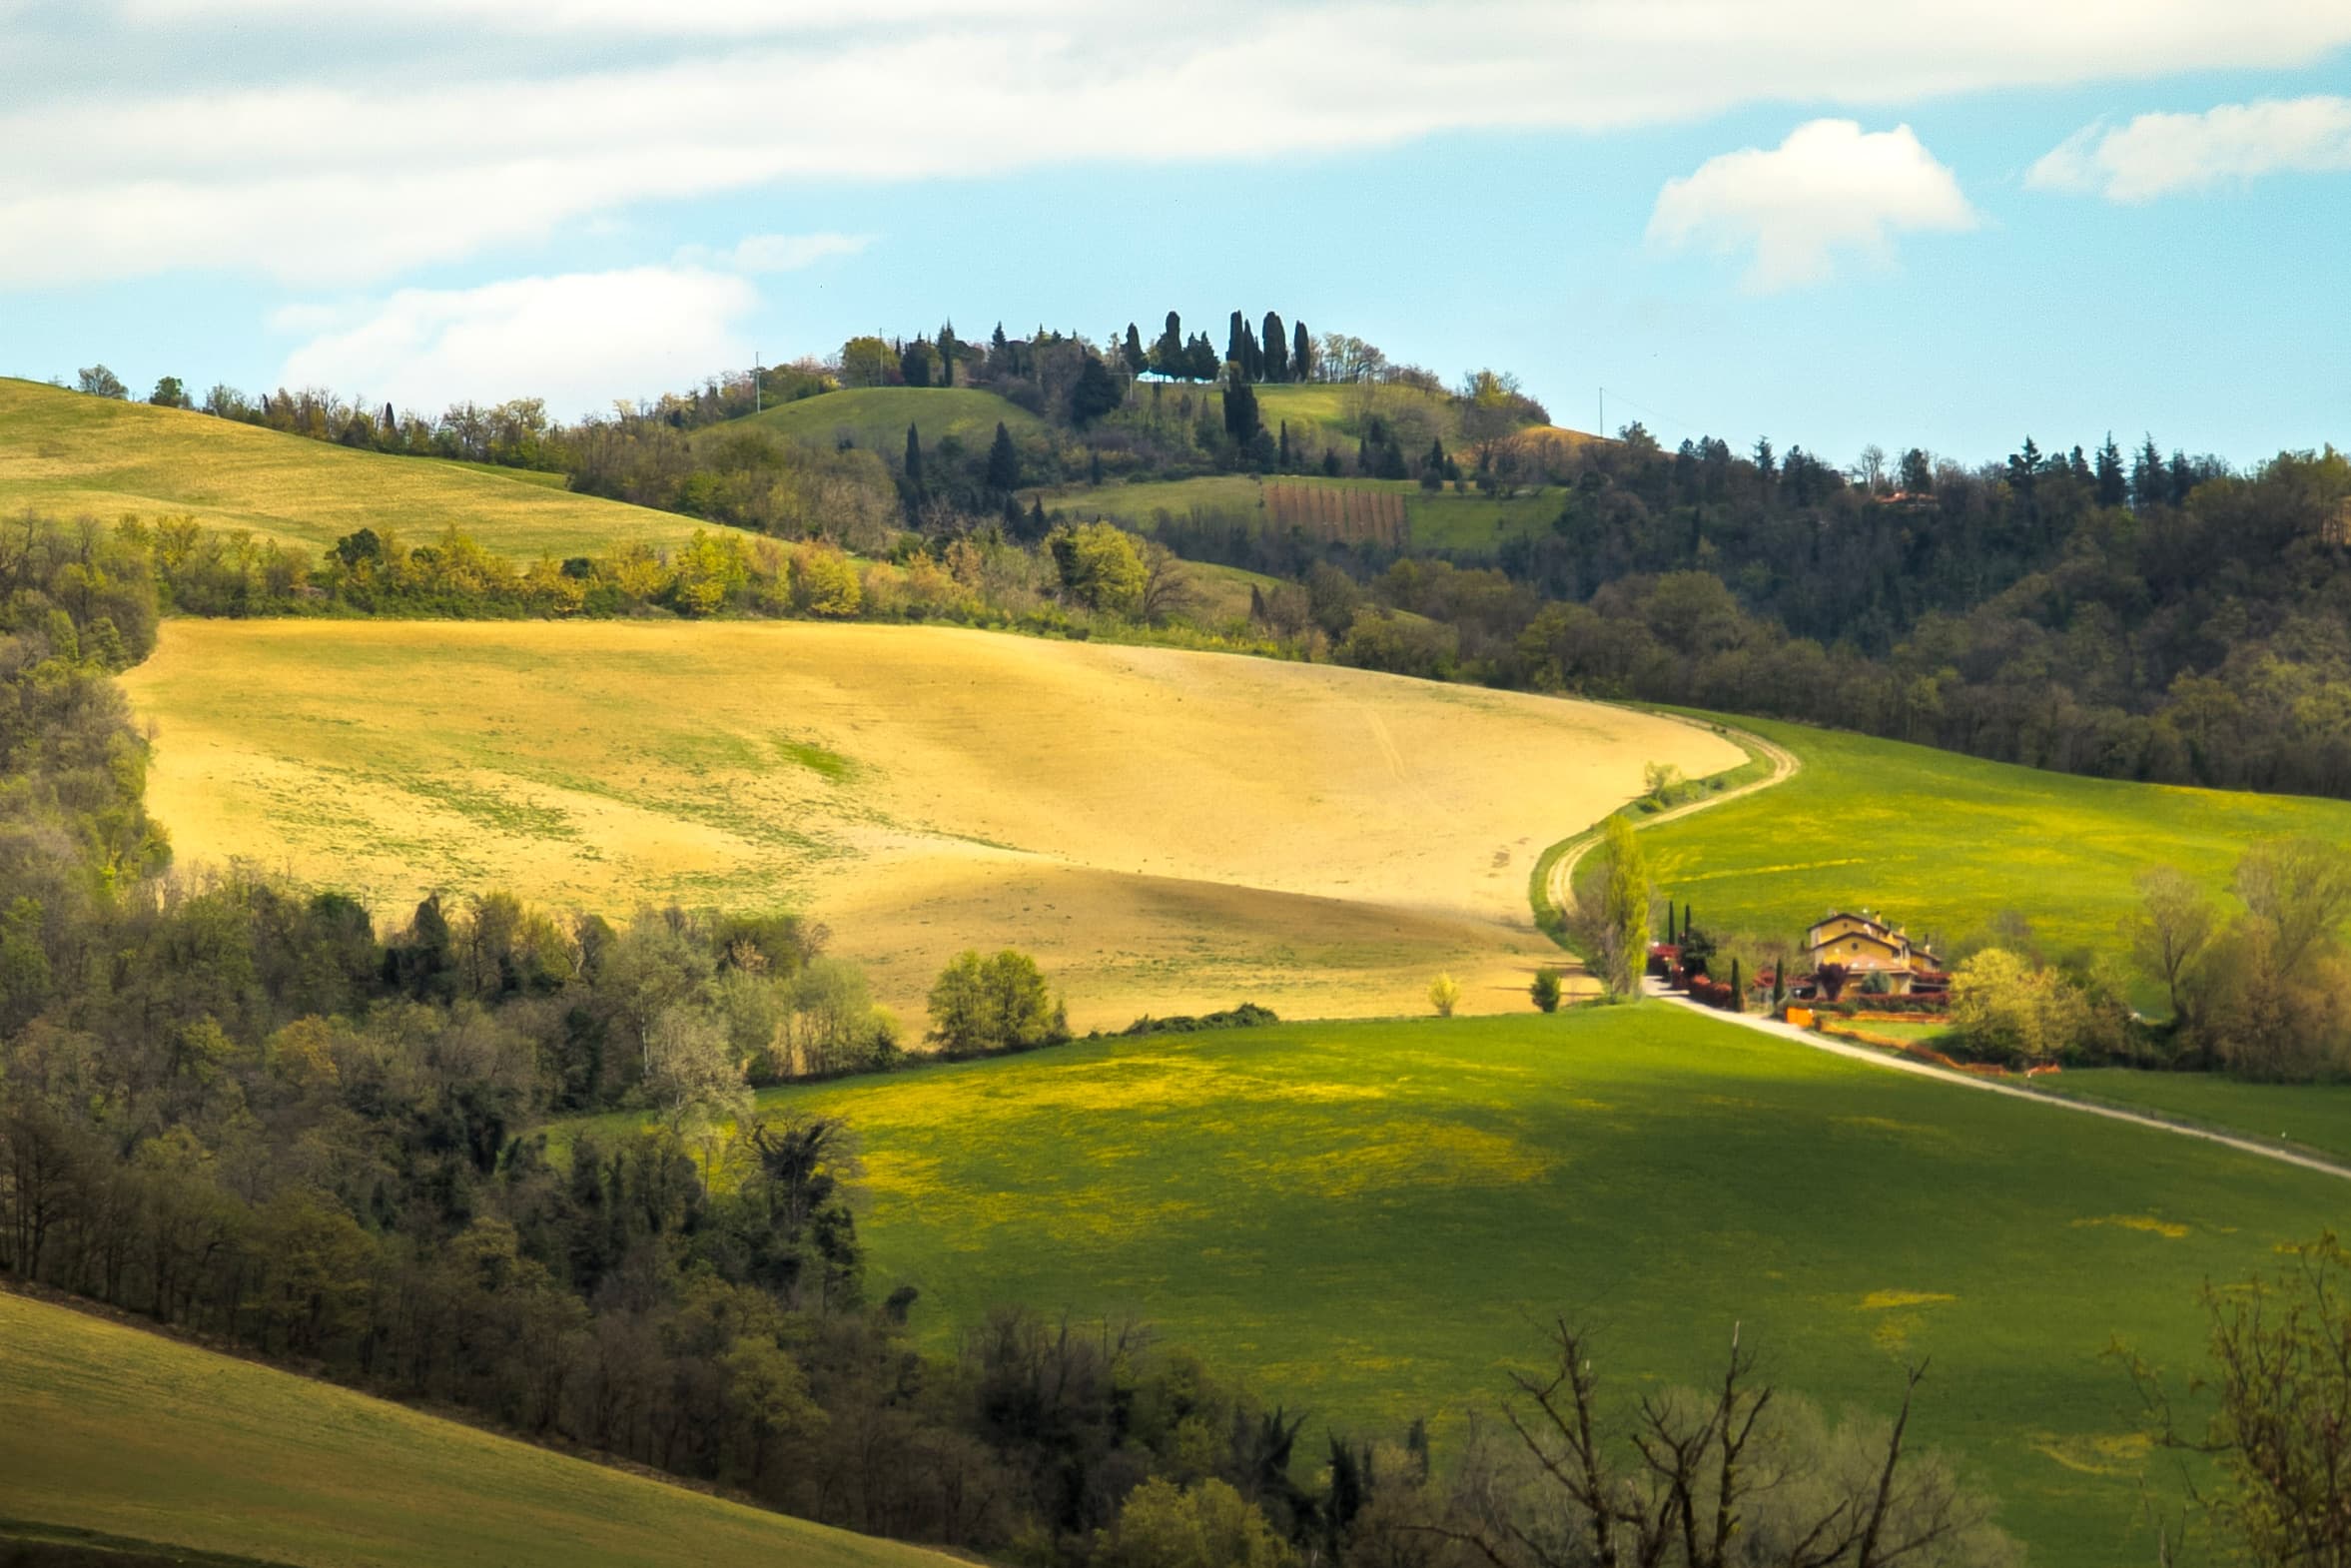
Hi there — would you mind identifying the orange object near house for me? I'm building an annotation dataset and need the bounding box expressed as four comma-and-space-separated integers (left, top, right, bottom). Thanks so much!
1784, 1007, 1815, 1028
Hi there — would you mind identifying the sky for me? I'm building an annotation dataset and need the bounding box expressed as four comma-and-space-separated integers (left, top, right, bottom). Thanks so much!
5, 0, 2349, 468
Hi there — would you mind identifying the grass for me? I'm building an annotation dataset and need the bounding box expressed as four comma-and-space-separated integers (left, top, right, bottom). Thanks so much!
121, 619, 1738, 1030
560, 1004, 2346, 1567
1635, 713, 2351, 988
0, 378, 712, 556
1045, 471, 1563, 553
0, 1290, 953, 1568
2037, 1071, 2351, 1165
722, 387, 1046, 452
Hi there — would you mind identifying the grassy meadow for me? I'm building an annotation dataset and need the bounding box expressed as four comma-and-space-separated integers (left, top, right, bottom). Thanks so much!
2038, 1072, 2351, 1165
728, 386, 1046, 452
0, 378, 708, 556
563, 1004, 2346, 1567
121, 618, 1738, 1029
0, 1291, 954, 1568
1634, 714, 2351, 990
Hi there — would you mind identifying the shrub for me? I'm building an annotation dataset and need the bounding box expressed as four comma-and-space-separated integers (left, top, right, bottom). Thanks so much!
1530, 968, 1563, 1013
927, 949, 1069, 1057
1429, 973, 1461, 1018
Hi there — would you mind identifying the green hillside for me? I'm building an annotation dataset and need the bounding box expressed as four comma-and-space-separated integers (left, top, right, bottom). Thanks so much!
1050, 471, 1563, 550
0, 1290, 954, 1568
561, 1005, 2344, 1568
721, 386, 1047, 452
0, 378, 708, 556
1634, 713, 2351, 982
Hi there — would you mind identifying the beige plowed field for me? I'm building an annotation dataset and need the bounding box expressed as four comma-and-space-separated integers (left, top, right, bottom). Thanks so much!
123, 621, 1738, 1029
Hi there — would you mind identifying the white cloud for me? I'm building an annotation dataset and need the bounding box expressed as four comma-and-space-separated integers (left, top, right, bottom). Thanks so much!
677, 231, 876, 273
2027, 95, 2351, 201
4, 1, 2350, 286
1647, 120, 1977, 292
275, 266, 758, 418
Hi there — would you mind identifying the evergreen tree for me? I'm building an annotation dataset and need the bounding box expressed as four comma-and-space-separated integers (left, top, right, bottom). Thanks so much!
937, 321, 960, 387
1292, 321, 1312, 382
1185, 333, 1218, 382
382, 400, 396, 433
1088, 446, 1104, 485
903, 423, 925, 488
1262, 312, 1288, 382
1321, 446, 1340, 477
985, 421, 1020, 492
2133, 434, 2166, 510
2095, 433, 2127, 508
1376, 436, 1407, 480
1242, 324, 1263, 383
1123, 323, 1148, 376
1069, 354, 1121, 427
1222, 371, 1260, 445
1227, 311, 1248, 374
1025, 497, 1048, 542
1277, 420, 1291, 469
1152, 311, 1184, 378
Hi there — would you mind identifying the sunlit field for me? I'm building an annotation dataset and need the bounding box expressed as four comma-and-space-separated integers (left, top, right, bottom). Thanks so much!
122, 619, 1739, 1029
560, 1003, 2347, 1568
0, 377, 710, 557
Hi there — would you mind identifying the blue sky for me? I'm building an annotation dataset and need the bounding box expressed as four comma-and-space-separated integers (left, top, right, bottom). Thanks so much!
5, 1, 2349, 468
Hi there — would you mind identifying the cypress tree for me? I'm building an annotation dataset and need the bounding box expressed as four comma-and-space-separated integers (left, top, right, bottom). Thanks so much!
903, 423, 924, 487
1262, 312, 1287, 382
1027, 497, 1047, 541
1227, 311, 1248, 374
1292, 320, 1311, 382
1088, 446, 1104, 485
1321, 447, 1340, 477
985, 421, 1019, 492
1123, 323, 1148, 376
1278, 420, 1291, 469
1153, 312, 1184, 377
1729, 957, 1744, 1013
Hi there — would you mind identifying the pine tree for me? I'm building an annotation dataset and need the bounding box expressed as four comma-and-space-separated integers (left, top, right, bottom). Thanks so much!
1070, 355, 1121, 427
1026, 497, 1048, 542
1262, 312, 1287, 382
2095, 433, 2127, 508
985, 421, 1019, 492
1185, 333, 1218, 383
1292, 321, 1311, 383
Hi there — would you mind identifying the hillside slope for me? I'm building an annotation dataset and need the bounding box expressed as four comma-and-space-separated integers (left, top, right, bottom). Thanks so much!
570, 1004, 2343, 1568
0, 1291, 954, 1568
722, 386, 1046, 452
1634, 713, 2351, 981
119, 620, 1741, 1028
0, 378, 708, 556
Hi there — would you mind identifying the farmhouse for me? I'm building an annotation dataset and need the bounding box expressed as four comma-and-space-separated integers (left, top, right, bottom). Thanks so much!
1802, 910, 1948, 996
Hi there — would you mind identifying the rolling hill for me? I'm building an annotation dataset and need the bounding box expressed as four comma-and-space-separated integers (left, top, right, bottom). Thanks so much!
0, 378, 709, 557
0, 1290, 956, 1568
118, 619, 1741, 1030
718, 386, 1047, 453
559, 1003, 2347, 1568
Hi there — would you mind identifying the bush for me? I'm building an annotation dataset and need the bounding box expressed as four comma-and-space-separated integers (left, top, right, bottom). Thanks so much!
1530, 968, 1562, 1013
1121, 1004, 1279, 1037
1429, 973, 1462, 1017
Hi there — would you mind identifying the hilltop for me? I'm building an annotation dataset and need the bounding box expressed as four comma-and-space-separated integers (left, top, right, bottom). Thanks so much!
0, 377, 711, 556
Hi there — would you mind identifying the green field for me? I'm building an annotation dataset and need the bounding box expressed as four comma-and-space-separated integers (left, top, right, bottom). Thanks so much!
1050, 471, 1562, 552
0, 378, 710, 556
0, 1290, 951, 1568
561, 1004, 2343, 1566
2041, 1071, 2351, 1164
723, 386, 1046, 452
1637, 714, 2351, 989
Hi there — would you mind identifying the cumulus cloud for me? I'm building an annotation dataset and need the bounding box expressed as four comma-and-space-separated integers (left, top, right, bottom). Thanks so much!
2027, 95, 2351, 201
676, 232, 876, 273
4, 1, 2349, 286
275, 266, 758, 418
1647, 120, 1977, 292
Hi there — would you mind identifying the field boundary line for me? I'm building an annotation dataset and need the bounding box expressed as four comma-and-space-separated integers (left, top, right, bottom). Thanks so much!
1648, 986, 2351, 1183
1529, 713, 1800, 956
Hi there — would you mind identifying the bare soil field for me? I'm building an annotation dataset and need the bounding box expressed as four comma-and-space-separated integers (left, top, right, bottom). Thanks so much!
123, 621, 1738, 1029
